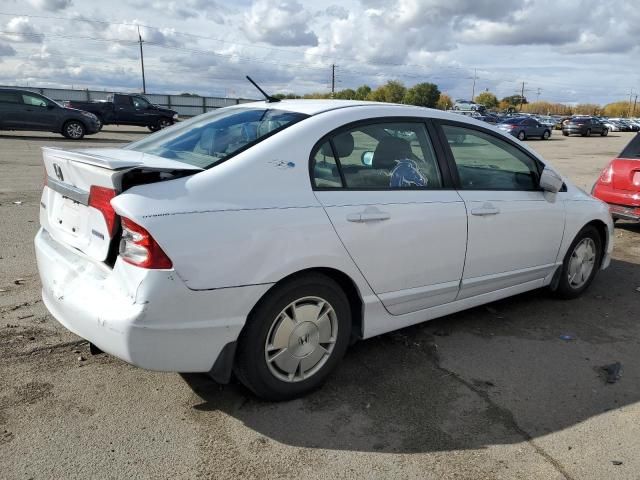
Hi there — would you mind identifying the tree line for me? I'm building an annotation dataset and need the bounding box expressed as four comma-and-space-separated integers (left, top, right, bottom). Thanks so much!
274, 80, 638, 117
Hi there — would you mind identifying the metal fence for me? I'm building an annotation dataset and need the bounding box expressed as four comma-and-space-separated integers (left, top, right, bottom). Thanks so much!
1, 85, 257, 117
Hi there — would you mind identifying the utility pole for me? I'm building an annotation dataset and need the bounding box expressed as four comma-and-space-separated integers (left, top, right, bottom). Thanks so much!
331, 64, 336, 98
471, 68, 478, 101
519, 81, 525, 111
138, 25, 146, 94
629, 89, 634, 117
536, 88, 542, 102
633, 95, 638, 117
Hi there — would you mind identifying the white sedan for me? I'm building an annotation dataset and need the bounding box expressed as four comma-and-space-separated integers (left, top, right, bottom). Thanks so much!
35, 100, 613, 400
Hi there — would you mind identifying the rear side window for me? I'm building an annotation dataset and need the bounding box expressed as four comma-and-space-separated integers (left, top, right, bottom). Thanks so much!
312, 142, 343, 188
126, 107, 308, 169
312, 122, 443, 190
0, 91, 20, 103
442, 124, 540, 191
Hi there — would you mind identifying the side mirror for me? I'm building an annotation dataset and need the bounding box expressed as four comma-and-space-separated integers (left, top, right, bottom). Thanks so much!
361, 151, 374, 166
539, 167, 563, 193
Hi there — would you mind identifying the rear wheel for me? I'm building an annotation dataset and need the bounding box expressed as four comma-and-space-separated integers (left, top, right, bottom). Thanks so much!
562, 131, 569, 136
95, 116, 103, 131
62, 120, 85, 139
542, 130, 550, 140
234, 273, 351, 401
148, 119, 172, 132
552, 225, 602, 299
517, 130, 526, 141
601, 128, 608, 137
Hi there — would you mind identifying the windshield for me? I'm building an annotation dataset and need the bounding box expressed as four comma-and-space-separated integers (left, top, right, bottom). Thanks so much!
125, 107, 308, 168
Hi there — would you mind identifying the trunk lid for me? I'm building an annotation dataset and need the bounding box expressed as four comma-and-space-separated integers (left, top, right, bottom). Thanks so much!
611, 158, 640, 192
40, 147, 201, 263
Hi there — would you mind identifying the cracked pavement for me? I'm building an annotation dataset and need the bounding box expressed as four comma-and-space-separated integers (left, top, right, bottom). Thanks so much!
1, 128, 639, 479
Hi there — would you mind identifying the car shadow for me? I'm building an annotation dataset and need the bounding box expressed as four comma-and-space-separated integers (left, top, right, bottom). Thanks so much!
181, 258, 640, 453
0, 134, 129, 144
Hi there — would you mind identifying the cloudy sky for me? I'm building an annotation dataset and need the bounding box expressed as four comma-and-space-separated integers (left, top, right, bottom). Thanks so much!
0, 0, 638, 104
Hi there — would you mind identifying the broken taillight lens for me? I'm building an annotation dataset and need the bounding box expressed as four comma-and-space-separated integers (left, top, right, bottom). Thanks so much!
88, 186, 118, 237
119, 217, 173, 269
598, 162, 614, 185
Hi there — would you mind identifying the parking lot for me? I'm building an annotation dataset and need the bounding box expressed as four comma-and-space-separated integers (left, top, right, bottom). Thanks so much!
1, 127, 639, 479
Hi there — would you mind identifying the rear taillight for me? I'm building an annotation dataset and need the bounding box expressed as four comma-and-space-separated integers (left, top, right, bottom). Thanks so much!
119, 217, 172, 269
88, 186, 118, 237
598, 162, 614, 184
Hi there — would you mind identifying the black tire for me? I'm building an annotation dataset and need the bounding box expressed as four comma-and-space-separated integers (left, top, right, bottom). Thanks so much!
234, 273, 352, 401
95, 117, 104, 131
542, 130, 550, 140
601, 128, 608, 137
552, 225, 602, 299
148, 124, 159, 132
517, 130, 526, 141
584, 129, 591, 137
62, 120, 86, 139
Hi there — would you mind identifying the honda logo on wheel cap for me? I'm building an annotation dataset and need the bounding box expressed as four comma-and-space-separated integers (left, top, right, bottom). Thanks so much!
53, 163, 64, 181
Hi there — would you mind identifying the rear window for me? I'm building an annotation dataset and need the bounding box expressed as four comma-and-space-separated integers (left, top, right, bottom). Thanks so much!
500, 118, 524, 125
619, 133, 640, 159
125, 107, 308, 169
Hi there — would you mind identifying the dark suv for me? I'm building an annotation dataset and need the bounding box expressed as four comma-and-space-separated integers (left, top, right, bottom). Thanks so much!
0, 88, 100, 139
562, 117, 609, 137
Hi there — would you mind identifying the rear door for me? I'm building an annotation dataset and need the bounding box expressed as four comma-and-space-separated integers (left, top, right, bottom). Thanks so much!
19, 92, 58, 130
312, 119, 468, 315
113, 94, 137, 124
436, 121, 565, 299
0, 90, 22, 128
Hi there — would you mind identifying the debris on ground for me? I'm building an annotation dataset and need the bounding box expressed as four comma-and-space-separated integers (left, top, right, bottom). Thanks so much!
559, 333, 576, 341
612, 460, 623, 466
12, 201, 23, 205
433, 329, 450, 337
13, 279, 25, 285
77, 356, 86, 362
602, 362, 622, 384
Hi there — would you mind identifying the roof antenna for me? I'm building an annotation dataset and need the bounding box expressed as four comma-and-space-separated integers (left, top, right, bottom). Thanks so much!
246, 76, 280, 103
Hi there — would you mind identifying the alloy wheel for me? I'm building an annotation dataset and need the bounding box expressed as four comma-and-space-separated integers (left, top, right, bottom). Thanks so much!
66, 122, 83, 139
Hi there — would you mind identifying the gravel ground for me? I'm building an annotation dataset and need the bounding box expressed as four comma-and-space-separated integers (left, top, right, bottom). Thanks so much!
1, 127, 639, 480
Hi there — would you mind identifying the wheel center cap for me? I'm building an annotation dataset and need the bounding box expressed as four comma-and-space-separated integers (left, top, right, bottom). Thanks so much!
288, 322, 319, 357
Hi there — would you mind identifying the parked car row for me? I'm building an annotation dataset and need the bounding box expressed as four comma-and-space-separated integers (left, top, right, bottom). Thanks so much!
0, 88, 178, 139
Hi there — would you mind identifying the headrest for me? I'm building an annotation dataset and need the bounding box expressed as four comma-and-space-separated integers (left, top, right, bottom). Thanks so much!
373, 136, 413, 170
333, 132, 355, 158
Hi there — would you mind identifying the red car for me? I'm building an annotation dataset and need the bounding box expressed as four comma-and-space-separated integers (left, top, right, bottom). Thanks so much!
592, 134, 640, 221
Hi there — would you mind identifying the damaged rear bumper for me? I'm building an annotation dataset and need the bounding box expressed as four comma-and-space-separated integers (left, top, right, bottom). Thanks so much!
35, 228, 271, 373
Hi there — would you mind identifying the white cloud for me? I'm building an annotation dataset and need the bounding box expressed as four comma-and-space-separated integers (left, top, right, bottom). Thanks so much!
28, 0, 73, 11
244, 0, 318, 46
1, 17, 43, 43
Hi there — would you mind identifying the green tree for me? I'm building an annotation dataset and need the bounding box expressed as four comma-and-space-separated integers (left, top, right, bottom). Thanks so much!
367, 80, 406, 103
334, 88, 356, 100
501, 94, 528, 107
354, 85, 372, 100
436, 93, 453, 110
403, 82, 440, 108
474, 91, 498, 109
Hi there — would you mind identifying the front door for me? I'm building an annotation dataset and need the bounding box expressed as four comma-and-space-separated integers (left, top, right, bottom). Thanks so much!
17, 93, 58, 130
312, 120, 467, 315
438, 123, 565, 299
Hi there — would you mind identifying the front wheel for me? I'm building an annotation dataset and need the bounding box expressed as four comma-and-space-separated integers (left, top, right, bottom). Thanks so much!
601, 129, 608, 137
552, 226, 602, 299
234, 273, 351, 401
542, 130, 551, 140
62, 120, 86, 139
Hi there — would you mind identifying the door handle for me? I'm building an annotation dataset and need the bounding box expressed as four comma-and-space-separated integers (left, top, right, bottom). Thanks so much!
471, 203, 500, 216
347, 211, 391, 223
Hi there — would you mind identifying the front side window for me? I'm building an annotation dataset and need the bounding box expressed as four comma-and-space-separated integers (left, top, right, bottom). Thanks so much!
442, 124, 540, 191
126, 107, 308, 169
22, 94, 48, 107
313, 122, 442, 189
132, 96, 150, 109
